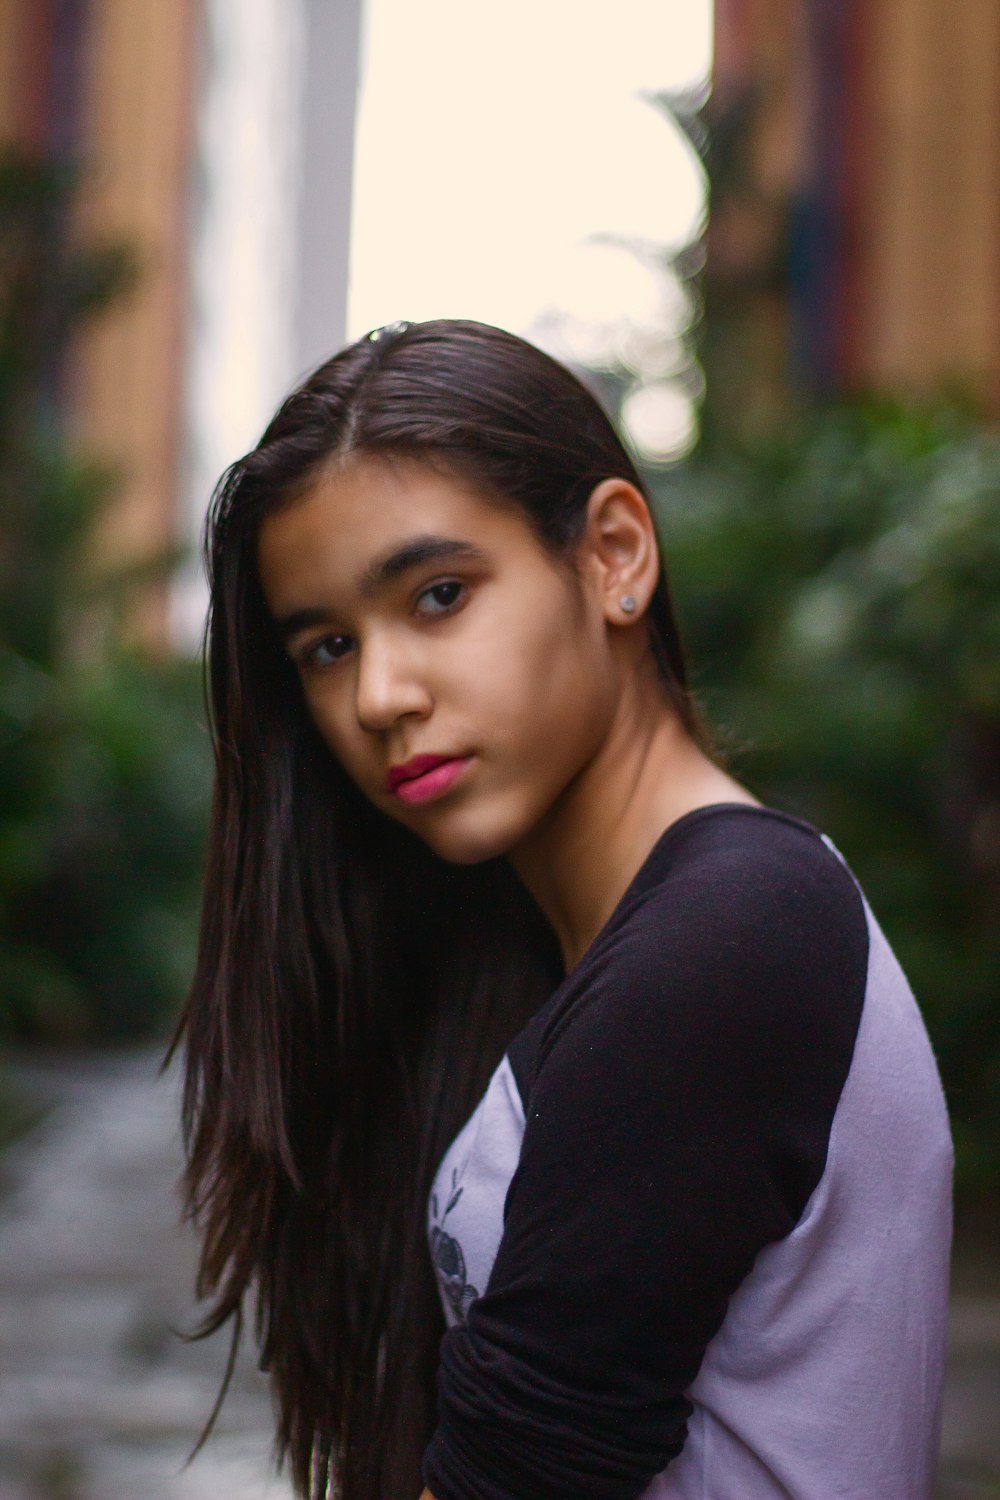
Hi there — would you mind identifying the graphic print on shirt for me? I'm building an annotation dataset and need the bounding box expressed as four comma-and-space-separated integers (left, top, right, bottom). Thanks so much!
429, 1164, 479, 1323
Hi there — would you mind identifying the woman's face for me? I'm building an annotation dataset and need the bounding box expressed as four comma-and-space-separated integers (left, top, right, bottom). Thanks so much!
256, 454, 621, 864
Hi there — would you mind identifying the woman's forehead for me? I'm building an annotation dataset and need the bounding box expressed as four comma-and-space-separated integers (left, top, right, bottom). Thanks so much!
255, 453, 545, 610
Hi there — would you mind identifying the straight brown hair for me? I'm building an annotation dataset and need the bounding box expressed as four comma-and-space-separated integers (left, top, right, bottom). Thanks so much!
170, 319, 705, 1499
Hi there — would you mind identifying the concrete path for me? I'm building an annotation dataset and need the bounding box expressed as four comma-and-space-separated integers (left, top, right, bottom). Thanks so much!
0, 1048, 996, 1500
0, 1049, 292, 1500
942, 1225, 1000, 1500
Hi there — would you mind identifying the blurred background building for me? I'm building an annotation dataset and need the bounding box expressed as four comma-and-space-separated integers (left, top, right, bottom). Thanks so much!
3, 0, 999, 643
711, 0, 1000, 425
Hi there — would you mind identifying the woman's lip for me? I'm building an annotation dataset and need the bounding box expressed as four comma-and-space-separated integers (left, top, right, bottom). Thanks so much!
391, 756, 471, 805
386, 752, 450, 791
386, 752, 465, 792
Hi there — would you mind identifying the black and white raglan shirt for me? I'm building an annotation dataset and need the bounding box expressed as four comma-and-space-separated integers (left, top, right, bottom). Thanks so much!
422, 804, 953, 1500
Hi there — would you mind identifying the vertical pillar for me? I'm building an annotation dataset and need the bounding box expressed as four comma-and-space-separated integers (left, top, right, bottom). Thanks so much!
173, 0, 363, 645
295, 0, 363, 372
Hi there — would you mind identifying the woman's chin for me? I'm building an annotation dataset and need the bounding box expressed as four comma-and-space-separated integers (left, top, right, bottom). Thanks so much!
401, 803, 526, 867
417, 827, 514, 867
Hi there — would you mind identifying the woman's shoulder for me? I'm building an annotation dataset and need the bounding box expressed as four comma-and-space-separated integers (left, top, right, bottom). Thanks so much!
581, 801, 867, 997
510, 802, 870, 1104
627, 800, 862, 920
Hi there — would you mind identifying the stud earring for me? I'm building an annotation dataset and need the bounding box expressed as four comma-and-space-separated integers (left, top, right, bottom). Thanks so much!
620, 594, 637, 614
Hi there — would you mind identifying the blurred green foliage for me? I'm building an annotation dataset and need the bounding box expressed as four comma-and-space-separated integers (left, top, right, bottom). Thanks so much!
0, 151, 210, 1043
653, 400, 1000, 1195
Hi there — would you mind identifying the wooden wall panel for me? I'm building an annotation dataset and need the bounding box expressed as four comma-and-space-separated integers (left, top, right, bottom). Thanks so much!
0, 0, 50, 148
713, 0, 1000, 412
70, 0, 199, 642
863, 0, 1000, 403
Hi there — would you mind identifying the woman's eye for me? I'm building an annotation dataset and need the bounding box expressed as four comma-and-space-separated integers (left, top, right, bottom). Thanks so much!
415, 580, 466, 616
300, 634, 353, 668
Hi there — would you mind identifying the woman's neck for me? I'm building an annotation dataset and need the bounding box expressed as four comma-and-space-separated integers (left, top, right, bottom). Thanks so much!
507, 672, 758, 974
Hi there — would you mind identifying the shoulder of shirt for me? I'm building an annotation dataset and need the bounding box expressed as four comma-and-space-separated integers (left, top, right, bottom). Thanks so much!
580, 802, 866, 982
625, 801, 861, 930
508, 803, 869, 1103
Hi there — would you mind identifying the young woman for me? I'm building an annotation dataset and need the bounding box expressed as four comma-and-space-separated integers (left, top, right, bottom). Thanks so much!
174, 318, 953, 1500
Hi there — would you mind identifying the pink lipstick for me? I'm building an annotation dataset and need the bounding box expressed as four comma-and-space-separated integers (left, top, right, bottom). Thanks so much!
387, 754, 471, 804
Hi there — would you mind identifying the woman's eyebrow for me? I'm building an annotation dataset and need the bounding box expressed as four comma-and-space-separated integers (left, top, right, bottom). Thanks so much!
276, 605, 336, 641
356, 535, 489, 597
275, 536, 490, 639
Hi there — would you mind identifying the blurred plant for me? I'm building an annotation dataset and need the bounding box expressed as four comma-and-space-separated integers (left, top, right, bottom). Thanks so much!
653, 77, 798, 446
652, 398, 1000, 1197
0, 150, 210, 1043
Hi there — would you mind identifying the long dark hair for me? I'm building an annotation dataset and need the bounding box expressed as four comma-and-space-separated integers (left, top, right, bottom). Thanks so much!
171, 319, 704, 1500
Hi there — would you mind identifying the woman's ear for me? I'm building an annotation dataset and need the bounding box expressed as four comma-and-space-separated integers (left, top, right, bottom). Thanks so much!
578, 477, 661, 625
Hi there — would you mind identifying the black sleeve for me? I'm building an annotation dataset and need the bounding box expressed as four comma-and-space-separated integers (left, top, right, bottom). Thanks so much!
422, 816, 869, 1500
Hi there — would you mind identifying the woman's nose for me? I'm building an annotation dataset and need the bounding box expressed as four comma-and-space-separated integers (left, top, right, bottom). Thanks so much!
353, 634, 432, 732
